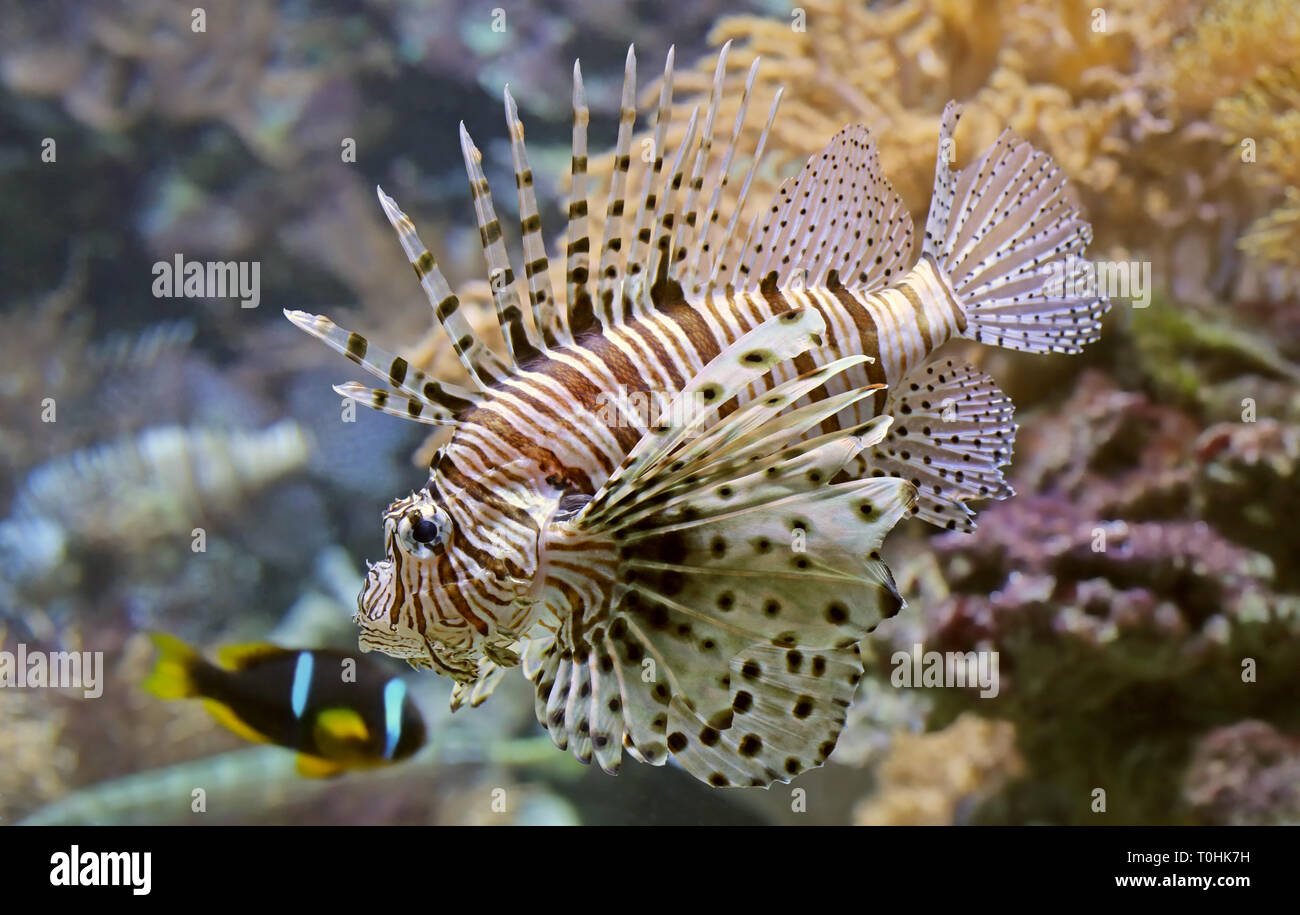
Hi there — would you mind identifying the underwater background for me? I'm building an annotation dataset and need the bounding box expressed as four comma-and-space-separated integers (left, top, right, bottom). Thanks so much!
2, 0, 1298, 825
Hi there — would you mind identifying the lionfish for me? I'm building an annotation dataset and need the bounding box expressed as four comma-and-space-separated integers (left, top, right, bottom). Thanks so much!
286, 44, 1108, 787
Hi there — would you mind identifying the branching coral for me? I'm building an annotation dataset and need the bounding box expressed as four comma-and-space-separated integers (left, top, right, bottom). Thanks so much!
1182, 720, 1300, 825
1168, 0, 1300, 288
534, 0, 1300, 306
872, 372, 1300, 824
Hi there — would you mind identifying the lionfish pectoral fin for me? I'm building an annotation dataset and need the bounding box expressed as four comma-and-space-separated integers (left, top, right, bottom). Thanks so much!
449, 657, 510, 713
922, 101, 1110, 355
449, 668, 496, 713
527, 321, 916, 786
862, 358, 1018, 533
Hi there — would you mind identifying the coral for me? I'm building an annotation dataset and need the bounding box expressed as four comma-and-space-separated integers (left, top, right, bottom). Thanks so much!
0, 0, 382, 166
1125, 296, 1300, 413
873, 371, 1300, 824
1212, 70, 1300, 279
0, 0, 459, 347
1170, 1, 1300, 284
1182, 720, 1300, 826
1195, 420, 1300, 590
851, 714, 1022, 826
527, 0, 1300, 306
0, 687, 77, 823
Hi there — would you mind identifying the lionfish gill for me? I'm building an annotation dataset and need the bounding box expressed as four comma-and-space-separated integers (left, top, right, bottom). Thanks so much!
286, 44, 1109, 787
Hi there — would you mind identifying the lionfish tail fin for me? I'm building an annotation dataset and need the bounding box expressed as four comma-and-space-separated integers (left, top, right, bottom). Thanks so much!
863, 358, 1016, 533
922, 101, 1109, 355
531, 311, 916, 786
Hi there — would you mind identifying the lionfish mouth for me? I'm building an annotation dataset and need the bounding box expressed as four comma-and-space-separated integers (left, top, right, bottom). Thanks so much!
356, 553, 533, 670
354, 558, 392, 619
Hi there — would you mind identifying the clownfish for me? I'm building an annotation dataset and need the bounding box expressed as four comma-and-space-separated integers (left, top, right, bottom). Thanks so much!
143, 633, 426, 777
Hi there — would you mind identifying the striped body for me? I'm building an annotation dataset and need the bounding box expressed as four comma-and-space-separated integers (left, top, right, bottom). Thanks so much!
449, 259, 964, 487
358, 259, 965, 672
289, 43, 1107, 781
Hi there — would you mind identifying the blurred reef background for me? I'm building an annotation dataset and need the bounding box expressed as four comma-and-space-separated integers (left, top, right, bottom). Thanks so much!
1, 0, 1297, 825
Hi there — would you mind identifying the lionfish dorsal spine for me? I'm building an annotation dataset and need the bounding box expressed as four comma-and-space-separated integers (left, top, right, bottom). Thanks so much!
625, 44, 674, 298
669, 41, 729, 288
565, 59, 595, 334
594, 45, 638, 326
375, 186, 508, 390
503, 85, 569, 349
716, 81, 783, 293
458, 121, 543, 368
648, 105, 699, 290
698, 57, 772, 295
281, 310, 476, 425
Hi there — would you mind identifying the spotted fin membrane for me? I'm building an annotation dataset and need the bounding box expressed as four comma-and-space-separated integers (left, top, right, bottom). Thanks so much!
524, 310, 915, 785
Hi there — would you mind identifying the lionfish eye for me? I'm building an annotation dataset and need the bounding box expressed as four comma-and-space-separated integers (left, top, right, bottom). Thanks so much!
410, 516, 441, 544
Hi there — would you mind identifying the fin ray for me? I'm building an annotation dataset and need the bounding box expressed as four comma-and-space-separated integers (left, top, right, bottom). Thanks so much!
375, 187, 510, 389
922, 102, 1109, 355
504, 87, 568, 348
459, 122, 543, 366
530, 338, 917, 786
862, 358, 1017, 531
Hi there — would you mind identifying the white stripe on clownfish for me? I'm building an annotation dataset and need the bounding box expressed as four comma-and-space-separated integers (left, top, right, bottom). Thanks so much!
382, 678, 407, 760
290, 651, 313, 719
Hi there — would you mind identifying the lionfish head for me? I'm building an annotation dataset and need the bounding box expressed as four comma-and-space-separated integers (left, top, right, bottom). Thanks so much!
353, 481, 546, 682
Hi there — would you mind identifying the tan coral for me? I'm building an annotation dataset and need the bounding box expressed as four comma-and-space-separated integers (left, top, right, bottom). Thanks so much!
557, 0, 1286, 304
852, 713, 1023, 826
1208, 61, 1300, 277
0, 687, 77, 823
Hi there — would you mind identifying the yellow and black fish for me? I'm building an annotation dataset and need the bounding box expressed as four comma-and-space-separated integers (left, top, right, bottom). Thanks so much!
143, 633, 426, 777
